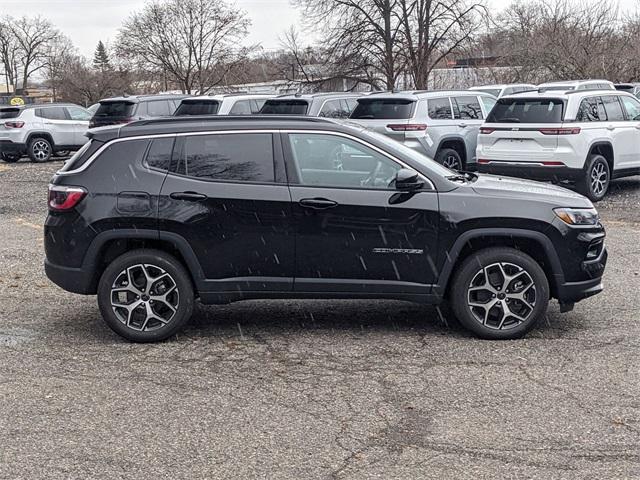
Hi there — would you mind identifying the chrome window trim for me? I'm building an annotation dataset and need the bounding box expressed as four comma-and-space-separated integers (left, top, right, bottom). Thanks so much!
57, 128, 436, 190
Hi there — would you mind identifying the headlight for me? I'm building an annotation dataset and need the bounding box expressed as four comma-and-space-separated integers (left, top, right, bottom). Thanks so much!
554, 207, 599, 226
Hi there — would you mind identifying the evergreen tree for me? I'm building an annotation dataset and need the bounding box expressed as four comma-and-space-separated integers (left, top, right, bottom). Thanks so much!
93, 40, 110, 70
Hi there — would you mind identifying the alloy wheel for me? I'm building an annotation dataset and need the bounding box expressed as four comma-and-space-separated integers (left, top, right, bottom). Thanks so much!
590, 161, 608, 197
443, 154, 461, 170
32, 140, 51, 161
467, 262, 537, 330
110, 263, 179, 332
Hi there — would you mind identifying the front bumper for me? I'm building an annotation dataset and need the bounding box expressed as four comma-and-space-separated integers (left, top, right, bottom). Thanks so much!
556, 246, 607, 303
477, 163, 583, 182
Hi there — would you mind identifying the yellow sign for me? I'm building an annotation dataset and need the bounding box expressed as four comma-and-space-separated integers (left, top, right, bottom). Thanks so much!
9, 97, 25, 106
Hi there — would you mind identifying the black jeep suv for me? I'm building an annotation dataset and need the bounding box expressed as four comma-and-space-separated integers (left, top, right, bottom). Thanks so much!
44, 116, 607, 342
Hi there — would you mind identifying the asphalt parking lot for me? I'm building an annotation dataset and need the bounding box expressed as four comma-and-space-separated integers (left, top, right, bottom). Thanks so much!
0, 158, 638, 479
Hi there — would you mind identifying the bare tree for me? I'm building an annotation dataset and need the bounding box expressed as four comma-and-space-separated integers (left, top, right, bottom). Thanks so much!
116, 0, 252, 94
43, 34, 75, 101
10, 16, 61, 89
397, 0, 485, 89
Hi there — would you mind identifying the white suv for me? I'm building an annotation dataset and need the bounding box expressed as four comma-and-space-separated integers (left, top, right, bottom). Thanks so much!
174, 94, 274, 116
476, 90, 640, 200
538, 80, 615, 92
0, 103, 92, 163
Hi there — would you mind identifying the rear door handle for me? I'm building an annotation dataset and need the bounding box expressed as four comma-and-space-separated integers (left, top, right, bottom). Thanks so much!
606, 125, 615, 131
299, 198, 338, 210
458, 123, 468, 128
170, 191, 208, 201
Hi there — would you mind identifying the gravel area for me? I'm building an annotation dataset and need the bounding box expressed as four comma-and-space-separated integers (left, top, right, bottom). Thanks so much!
0, 159, 639, 479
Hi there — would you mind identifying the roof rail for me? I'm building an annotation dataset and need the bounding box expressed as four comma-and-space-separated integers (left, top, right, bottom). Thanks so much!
123, 115, 335, 127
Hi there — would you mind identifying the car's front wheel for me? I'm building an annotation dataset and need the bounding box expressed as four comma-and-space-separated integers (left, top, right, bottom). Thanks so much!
577, 154, 610, 202
27, 137, 53, 163
435, 148, 463, 171
450, 247, 550, 340
97, 249, 195, 342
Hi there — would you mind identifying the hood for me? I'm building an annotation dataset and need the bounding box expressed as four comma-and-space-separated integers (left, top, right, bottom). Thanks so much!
470, 174, 592, 207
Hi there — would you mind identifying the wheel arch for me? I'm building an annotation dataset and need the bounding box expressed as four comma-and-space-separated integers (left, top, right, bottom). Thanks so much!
436, 137, 467, 167
82, 230, 204, 295
26, 131, 55, 147
435, 228, 564, 299
588, 142, 614, 171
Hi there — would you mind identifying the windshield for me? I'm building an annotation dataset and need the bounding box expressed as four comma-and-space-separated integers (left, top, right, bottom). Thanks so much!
345, 124, 456, 178
95, 101, 136, 117
487, 98, 565, 123
175, 100, 220, 116
351, 99, 415, 119
260, 100, 308, 115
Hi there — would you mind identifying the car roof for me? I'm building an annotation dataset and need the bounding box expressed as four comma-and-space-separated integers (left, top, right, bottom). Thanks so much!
356, 90, 494, 101
99, 94, 189, 104
0, 102, 82, 110
271, 92, 362, 101
181, 94, 274, 102
470, 83, 535, 89
504, 89, 629, 99
538, 79, 613, 87
88, 115, 346, 142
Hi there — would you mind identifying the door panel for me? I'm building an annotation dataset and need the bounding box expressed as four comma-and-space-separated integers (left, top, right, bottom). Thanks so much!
601, 95, 637, 169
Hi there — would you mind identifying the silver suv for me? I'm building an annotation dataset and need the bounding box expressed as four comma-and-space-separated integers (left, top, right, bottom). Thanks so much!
349, 90, 497, 170
0, 103, 92, 163
174, 94, 274, 116
259, 92, 362, 118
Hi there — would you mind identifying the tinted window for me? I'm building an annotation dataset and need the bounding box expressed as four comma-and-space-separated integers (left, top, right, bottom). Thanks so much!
620, 95, 640, 120
487, 98, 564, 123
67, 106, 92, 121
288, 133, 401, 189
601, 96, 625, 121
177, 133, 274, 182
58, 139, 104, 172
37, 107, 68, 120
427, 98, 452, 119
576, 97, 606, 122
146, 100, 172, 117
175, 100, 220, 116
95, 101, 135, 118
453, 96, 483, 120
319, 99, 348, 118
351, 99, 415, 119
145, 137, 174, 171
0, 108, 20, 119
260, 100, 308, 115
229, 100, 252, 115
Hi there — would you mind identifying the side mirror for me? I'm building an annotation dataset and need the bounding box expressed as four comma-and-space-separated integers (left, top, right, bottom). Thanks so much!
393, 168, 424, 191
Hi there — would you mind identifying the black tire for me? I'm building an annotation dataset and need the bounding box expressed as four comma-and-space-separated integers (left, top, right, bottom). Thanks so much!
97, 249, 195, 343
576, 154, 610, 202
450, 247, 549, 340
1, 152, 20, 163
435, 147, 463, 170
27, 137, 53, 163
53, 150, 70, 157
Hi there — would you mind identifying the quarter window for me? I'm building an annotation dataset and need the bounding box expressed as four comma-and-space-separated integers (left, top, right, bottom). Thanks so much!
619, 95, 640, 120
287, 133, 402, 189
145, 137, 174, 171
453, 96, 483, 120
427, 98, 452, 119
601, 96, 625, 121
319, 99, 348, 118
67, 106, 92, 121
146, 100, 172, 117
176, 133, 275, 183
229, 100, 252, 115
576, 97, 606, 122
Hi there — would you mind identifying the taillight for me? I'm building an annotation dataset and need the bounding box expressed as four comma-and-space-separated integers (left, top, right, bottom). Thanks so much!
479, 127, 495, 134
386, 124, 427, 131
539, 127, 581, 135
478, 159, 489, 164
4, 121, 24, 128
48, 185, 86, 211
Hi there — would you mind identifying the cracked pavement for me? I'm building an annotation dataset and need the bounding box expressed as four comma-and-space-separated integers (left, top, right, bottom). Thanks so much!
0, 159, 638, 479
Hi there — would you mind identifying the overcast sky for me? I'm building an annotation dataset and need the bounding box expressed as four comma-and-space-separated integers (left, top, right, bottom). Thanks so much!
2, 0, 638, 57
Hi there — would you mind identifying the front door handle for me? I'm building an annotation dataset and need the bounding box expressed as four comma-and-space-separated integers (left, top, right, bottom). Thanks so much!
458, 123, 468, 128
606, 125, 615, 131
299, 198, 338, 210
170, 191, 208, 201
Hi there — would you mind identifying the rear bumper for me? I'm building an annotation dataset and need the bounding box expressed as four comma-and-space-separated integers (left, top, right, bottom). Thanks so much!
44, 259, 96, 295
477, 163, 583, 182
0, 140, 27, 154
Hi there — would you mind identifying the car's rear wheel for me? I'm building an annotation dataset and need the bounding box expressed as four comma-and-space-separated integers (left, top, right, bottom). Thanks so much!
577, 154, 610, 202
27, 137, 52, 163
436, 147, 463, 170
450, 247, 549, 340
97, 249, 194, 342
54, 150, 70, 157
1, 152, 20, 163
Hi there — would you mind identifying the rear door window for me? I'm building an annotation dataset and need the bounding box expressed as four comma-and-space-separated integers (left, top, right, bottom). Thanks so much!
175, 100, 220, 116
427, 98, 452, 119
95, 102, 136, 117
260, 100, 309, 115
601, 95, 625, 121
350, 99, 415, 119
36, 107, 69, 120
452, 96, 483, 120
66, 106, 92, 121
487, 98, 564, 123
176, 133, 275, 183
